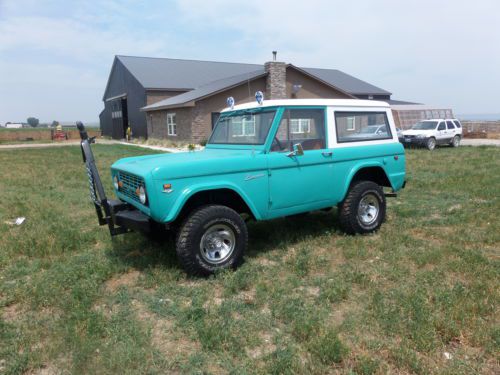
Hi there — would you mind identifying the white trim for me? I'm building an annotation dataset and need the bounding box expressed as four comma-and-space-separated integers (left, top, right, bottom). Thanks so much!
167, 113, 177, 136
327, 107, 399, 148
221, 99, 390, 112
105, 93, 127, 102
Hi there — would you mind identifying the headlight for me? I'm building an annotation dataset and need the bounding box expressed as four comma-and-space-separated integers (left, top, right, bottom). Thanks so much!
113, 175, 119, 190
416, 134, 426, 138
138, 185, 147, 204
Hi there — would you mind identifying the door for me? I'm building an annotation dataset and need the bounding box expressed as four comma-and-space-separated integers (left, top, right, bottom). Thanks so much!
446, 120, 456, 142
436, 121, 447, 144
267, 108, 333, 214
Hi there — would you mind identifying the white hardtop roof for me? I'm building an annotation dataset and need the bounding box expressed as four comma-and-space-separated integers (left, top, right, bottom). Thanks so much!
221, 99, 390, 112
420, 118, 459, 121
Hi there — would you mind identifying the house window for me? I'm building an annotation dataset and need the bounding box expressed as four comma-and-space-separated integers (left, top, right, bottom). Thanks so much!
346, 116, 355, 131
290, 118, 311, 134
167, 113, 177, 136
232, 115, 256, 137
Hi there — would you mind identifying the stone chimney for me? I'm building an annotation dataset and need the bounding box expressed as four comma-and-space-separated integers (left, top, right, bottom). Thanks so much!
264, 51, 286, 99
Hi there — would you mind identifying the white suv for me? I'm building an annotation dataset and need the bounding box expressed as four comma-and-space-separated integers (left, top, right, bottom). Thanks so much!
400, 119, 462, 150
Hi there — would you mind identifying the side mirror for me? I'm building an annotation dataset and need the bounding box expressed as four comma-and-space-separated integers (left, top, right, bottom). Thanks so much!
287, 143, 304, 157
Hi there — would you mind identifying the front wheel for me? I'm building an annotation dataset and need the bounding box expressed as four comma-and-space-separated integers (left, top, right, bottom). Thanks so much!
176, 205, 248, 276
338, 181, 386, 235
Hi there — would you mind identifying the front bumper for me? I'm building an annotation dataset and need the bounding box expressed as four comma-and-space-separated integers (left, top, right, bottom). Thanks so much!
108, 199, 152, 234
399, 136, 428, 146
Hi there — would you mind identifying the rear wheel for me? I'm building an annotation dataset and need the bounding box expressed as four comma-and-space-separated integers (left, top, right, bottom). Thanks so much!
426, 137, 436, 151
176, 205, 247, 276
338, 181, 386, 234
451, 135, 461, 147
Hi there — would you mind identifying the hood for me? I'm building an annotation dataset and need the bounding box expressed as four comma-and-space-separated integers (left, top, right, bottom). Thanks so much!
402, 129, 434, 136
111, 148, 266, 180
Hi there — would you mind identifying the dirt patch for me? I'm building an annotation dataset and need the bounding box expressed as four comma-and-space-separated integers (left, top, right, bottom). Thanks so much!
105, 270, 140, 292
245, 332, 276, 359
1, 303, 22, 322
132, 299, 200, 357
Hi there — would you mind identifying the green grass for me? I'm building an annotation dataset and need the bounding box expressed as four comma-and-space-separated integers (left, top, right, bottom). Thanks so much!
0, 145, 499, 374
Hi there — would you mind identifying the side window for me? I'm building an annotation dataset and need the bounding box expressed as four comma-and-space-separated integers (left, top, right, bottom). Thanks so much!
335, 111, 392, 143
453, 120, 461, 128
271, 108, 325, 152
437, 122, 446, 131
446, 121, 455, 130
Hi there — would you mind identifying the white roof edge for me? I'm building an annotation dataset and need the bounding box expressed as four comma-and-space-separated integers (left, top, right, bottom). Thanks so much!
221, 99, 391, 112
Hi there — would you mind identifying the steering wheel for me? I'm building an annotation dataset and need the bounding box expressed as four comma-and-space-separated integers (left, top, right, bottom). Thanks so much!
272, 136, 284, 151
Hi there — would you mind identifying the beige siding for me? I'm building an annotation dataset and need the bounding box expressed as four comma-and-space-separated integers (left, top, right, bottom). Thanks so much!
147, 107, 193, 140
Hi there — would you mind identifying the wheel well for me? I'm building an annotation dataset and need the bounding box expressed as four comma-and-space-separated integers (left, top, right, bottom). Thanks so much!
350, 167, 391, 188
176, 188, 254, 223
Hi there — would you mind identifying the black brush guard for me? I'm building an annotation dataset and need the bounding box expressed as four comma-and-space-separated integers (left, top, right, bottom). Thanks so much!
77, 122, 151, 236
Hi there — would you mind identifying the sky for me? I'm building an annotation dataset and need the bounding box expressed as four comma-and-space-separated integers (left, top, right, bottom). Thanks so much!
0, 0, 499, 124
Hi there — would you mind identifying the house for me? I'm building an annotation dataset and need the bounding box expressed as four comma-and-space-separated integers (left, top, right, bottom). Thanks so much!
5, 123, 23, 129
100, 54, 396, 141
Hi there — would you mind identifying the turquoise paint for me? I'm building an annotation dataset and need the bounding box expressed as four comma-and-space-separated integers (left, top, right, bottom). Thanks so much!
110, 105, 406, 224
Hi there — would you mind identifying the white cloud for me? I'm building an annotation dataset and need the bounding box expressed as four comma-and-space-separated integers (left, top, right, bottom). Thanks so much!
0, 0, 499, 123
176, 0, 500, 112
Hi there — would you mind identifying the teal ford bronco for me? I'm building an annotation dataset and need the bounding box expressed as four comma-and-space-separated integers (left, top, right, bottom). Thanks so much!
78, 98, 406, 275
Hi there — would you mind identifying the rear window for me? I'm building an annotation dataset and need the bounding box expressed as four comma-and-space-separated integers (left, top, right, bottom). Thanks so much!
335, 112, 392, 143
446, 121, 455, 129
453, 120, 461, 128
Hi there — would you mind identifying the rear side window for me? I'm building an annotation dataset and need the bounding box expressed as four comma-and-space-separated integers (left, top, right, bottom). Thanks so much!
446, 121, 455, 130
453, 120, 461, 128
335, 111, 392, 143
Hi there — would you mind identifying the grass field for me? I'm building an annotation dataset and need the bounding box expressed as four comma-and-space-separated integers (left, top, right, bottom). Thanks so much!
0, 145, 499, 374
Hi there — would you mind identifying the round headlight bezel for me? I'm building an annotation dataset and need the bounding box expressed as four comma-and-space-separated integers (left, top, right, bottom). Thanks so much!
113, 175, 119, 190
138, 185, 147, 204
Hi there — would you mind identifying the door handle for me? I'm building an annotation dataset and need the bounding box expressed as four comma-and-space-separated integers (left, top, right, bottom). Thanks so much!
322, 151, 333, 157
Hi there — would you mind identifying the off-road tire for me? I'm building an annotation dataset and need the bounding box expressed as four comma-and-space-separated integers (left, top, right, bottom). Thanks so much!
176, 205, 248, 276
451, 135, 460, 147
338, 181, 386, 235
426, 137, 436, 151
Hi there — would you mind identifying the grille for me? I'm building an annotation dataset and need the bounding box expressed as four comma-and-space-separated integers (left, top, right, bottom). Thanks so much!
117, 171, 146, 205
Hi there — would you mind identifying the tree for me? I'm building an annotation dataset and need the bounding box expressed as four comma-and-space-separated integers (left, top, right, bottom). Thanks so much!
51, 120, 59, 127
27, 117, 39, 127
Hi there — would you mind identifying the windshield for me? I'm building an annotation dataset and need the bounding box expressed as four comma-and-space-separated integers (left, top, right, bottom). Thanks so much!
209, 110, 276, 145
412, 121, 437, 130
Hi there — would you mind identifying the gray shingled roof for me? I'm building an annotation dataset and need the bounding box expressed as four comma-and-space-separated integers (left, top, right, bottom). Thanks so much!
117, 56, 391, 96
117, 55, 262, 90
142, 69, 266, 111
301, 67, 391, 96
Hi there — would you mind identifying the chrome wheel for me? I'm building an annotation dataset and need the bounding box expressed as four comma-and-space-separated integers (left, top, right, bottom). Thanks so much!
452, 136, 460, 147
199, 224, 236, 265
357, 194, 380, 225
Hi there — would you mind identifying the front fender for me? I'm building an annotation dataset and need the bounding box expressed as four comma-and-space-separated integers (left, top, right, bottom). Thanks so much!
163, 181, 263, 223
